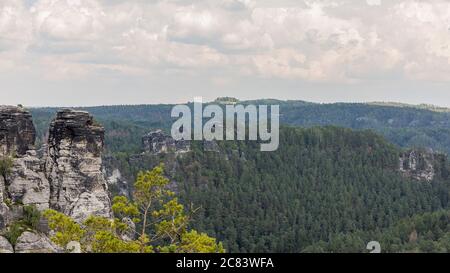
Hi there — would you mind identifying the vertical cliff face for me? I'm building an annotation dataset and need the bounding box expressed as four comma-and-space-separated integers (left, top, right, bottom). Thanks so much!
0, 106, 49, 229
46, 110, 111, 222
8, 150, 50, 211
142, 130, 191, 154
0, 107, 112, 231
398, 149, 445, 182
0, 107, 114, 252
0, 106, 36, 156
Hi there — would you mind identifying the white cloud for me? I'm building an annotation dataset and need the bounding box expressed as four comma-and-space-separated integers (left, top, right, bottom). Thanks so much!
0, 0, 31, 44
366, 0, 381, 6
32, 0, 104, 40
2, 0, 450, 106
0, 0, 32, 73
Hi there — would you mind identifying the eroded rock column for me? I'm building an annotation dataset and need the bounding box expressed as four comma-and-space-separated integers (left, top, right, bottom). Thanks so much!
46, 109, 111, 222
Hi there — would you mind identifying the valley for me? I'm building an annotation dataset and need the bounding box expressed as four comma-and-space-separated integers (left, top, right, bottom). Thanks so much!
3, 99, 450, 253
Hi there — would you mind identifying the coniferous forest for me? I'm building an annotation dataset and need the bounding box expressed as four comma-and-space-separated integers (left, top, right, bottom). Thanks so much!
4, 0, 450, 258
171, 127, 450, 252
27, 101, 450, 253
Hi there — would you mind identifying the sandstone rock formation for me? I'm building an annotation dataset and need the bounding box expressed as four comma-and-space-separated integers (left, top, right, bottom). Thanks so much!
0, 106, 48, 228
102, 157, 130, 198
0, 106, 112, 244
103, 129, 219, 199
8, 150, 50, 211
15, 232, 61, 253
0, 106, 44, 230
0, 236, 13, 253
0, 202, 8, 230
0, 107, 114, 253
399, 149, 439, 182
142, 129, 220, 154
0, 106, 116, 253
0, 106, 36, 156
46, 110, 111, 222
142, 130, 190, 154
120, 217, 136, 241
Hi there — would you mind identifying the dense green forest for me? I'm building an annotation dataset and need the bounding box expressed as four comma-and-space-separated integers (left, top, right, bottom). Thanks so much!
27, 101, 450, 252
29, 100, 450, 155
305, 209, 450, 253
108, 126, 450, 252
277, 102, 450, 156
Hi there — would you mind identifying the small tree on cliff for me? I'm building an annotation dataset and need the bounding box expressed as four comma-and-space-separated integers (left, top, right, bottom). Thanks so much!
43, 164, 224, 253
0, 155, 13, 184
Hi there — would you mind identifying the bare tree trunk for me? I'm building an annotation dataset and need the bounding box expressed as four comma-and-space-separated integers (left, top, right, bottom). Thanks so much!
141, 203, 151, 237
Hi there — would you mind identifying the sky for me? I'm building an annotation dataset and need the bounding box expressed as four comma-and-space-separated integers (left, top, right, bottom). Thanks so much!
1, 0, 450, 107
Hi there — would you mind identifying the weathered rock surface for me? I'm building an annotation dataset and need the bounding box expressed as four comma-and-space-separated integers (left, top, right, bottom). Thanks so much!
46, 109, 111, 222
0, 107, 116, 252
0, 202, 8, 230
0, 175, 8, 228
399, 149, 441, 182
102, 157, 130, 198
0, 106, 36, 157
0, 106, 48, 227
0, 236, 13, 253
15, 232, 61, 253
142, 130, 190, 154
104, 129, 218, 199
120, 217, 136, 241
0, 107, 112, 232
142, 129, 219, 153
8, 150, 50, 210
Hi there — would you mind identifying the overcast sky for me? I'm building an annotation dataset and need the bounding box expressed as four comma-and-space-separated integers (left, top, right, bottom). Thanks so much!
1, 0, 450, 106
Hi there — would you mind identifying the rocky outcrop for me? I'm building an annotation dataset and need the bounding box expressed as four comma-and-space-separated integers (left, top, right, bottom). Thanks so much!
142, 129, 220, 154
0, 107, 112, 231
103, 129, 219, 199
142, 130, 190, 154
0, 106, 48, 228
15, 232, 61, 253
46, 110, 111, 222
103, 166, 130, 198
399, 149, 439, 182
0, 107, 116, 252
8, 150, 50, 210
0, 170, 9, 230
0, 106, 36, 156
120, 217, 136, 241
0, 202, 8, 230
0, 236, 13, 253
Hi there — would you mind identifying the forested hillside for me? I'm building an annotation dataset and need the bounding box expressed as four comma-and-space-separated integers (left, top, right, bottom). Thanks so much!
305, 209, 450, 253
29, 100, 450, 155
109, 126, 450, 252
27, 101, 450, 252
276, 101, 450, 155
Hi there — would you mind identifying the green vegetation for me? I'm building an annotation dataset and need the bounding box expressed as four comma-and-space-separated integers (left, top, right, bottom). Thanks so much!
29, 100, 450, 155
2, 205, 41, 246
305, 209, 450, 253
26, 101, 450, 252
22, 205, 41, 230
43, 165, 224, 253
177, 127, 450, 252
0, 156, 13, 182
276, 101, 450, 155
114, 126, 450, 252
3, 222, 25, 246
